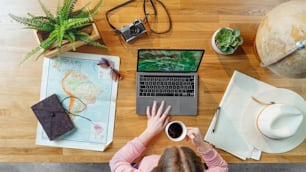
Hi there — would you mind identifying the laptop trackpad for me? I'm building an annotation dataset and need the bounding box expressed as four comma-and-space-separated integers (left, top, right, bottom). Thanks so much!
136, 97, 197, 115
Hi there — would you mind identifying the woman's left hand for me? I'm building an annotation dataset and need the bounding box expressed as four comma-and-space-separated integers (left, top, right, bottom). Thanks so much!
139, 100, 171, 146
146, 100, 171, 137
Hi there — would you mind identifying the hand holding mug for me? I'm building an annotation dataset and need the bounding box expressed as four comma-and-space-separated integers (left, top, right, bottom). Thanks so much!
187, 127, 206, 147
187, 127, 212, 152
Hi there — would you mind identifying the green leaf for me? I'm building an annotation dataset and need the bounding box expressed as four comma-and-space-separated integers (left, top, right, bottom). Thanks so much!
76, 31, 107, 49
61, 0, 77, 20
64, 31, 77, 51
231, 40, 238, 47
20, 46, 42, 64
227, 47, 235, 54
54, 24, 65, 48
237, 37, 243, 45
89, 0, 104, 16
73, 0, 103, 18
233, 29, 240, 37
20, 32, 57, 64
38, 0, 55, 19
9, 14, 55, 32
40, 31, 57, 49
66, 18, 92, 30
72, 2, 91, 18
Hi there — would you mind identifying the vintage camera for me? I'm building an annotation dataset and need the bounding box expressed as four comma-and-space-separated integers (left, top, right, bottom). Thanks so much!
120, 19, 147, 42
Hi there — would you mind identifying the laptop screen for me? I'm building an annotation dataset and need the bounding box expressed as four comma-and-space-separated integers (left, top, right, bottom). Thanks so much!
137, 49, 204, 72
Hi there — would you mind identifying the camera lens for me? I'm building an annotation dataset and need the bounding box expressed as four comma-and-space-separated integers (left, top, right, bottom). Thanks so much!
134, 20, 140, 24
130, 25, 140, 35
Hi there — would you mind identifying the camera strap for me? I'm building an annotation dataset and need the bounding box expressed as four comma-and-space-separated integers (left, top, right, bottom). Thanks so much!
105, 0, 172, 35
105, 0, 136, 34
143, 0, 172, 34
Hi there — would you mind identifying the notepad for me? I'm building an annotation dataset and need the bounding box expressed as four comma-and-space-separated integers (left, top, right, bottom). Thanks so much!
31, 94, 75, 140
204, 70, 274, 160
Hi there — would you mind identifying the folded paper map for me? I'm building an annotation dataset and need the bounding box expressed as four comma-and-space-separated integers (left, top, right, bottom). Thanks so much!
36, 52, 119, 151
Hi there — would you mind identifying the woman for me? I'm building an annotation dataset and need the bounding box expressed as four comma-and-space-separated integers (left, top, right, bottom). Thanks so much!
109, 100, 228, 172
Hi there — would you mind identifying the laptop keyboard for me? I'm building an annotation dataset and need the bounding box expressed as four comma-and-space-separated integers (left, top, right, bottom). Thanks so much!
139, 75, 195, 97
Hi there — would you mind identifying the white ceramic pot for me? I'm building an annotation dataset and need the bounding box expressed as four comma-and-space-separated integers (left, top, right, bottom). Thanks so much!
211, 27, 237, 55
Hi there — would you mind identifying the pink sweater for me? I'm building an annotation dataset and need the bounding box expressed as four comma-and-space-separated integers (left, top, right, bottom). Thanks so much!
110, 137, 228, 172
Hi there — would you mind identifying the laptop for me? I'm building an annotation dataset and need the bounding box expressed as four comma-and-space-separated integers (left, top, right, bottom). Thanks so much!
136, 48, 205, 115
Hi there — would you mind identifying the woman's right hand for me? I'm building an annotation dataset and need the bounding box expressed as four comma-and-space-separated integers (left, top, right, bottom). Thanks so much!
187, 127, 212, 152
187, 127, 205, 147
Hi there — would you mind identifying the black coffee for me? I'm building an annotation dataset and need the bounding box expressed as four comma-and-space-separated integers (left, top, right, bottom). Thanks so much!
168, 123, 183, 138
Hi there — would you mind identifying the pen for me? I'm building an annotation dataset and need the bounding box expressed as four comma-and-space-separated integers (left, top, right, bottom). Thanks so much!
212, 106, 221, 133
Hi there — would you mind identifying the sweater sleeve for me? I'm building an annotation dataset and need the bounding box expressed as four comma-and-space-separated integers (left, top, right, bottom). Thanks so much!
109, 137, 146, 172
199, 148, 228, 172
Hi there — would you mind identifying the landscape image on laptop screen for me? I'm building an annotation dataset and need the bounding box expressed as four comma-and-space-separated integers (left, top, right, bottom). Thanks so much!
138, 49, 204, 72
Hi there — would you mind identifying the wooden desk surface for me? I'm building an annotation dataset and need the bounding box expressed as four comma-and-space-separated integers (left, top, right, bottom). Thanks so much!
1, 0, 306, 163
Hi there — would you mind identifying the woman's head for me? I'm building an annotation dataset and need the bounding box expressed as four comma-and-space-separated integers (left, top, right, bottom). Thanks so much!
151, 146, 204, 172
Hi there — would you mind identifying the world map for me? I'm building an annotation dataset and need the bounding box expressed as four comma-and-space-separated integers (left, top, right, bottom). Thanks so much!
36, 52, 119, 151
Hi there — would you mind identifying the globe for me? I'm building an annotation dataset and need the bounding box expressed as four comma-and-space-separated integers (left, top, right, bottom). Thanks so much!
255, 0, 306, 78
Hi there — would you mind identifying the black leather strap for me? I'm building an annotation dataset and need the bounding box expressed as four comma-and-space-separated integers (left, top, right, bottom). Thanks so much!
105, 0, 172, 35
105, 0, 136, 34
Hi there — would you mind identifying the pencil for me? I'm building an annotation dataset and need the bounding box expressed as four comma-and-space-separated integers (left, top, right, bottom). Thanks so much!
212, 106, 221, 133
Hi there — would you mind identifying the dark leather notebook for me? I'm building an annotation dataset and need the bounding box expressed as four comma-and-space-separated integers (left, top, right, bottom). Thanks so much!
31, 94, 75, 140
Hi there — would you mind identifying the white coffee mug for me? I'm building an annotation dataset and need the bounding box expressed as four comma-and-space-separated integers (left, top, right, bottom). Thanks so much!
165, 121, 187, 142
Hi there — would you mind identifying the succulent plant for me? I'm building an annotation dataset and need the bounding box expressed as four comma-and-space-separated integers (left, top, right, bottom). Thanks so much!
214, 28, 243, 54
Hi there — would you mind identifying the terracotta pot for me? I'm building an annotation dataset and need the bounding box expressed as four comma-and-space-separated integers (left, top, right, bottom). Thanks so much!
35, 23, 101, 58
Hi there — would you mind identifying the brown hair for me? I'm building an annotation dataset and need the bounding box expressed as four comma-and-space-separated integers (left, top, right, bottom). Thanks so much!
151, 146, 204, 172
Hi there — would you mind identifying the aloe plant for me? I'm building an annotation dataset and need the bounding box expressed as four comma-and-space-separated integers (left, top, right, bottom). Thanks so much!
214, 28, 243, 54
9, 0, 106, 63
